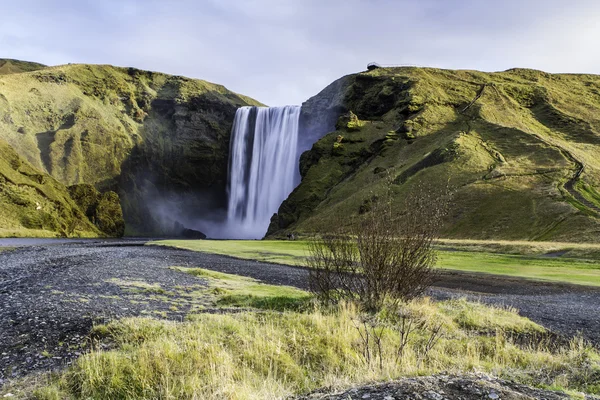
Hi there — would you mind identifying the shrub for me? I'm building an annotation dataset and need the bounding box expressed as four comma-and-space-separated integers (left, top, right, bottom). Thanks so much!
307, 183, 448, 311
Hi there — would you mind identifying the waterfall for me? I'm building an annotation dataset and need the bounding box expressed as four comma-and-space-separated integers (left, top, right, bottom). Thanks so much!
226, 105, 300, 239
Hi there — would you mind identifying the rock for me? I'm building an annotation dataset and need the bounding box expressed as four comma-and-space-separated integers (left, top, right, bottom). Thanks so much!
336, 111, 363, 131
180, 228, 207, 240
293, 374, 578, 399
0, 63, 262, 237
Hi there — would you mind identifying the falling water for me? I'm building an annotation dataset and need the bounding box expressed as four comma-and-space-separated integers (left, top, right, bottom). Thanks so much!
226, 106, 300, 239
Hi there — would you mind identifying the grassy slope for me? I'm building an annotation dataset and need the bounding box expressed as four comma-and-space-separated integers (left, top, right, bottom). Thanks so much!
151, 239, 600, 287
0, 62, 262, 235
0, 63, 258, 185
0, 59, 46, 75
16, 269, 598, 399
0, 139, 100, 238
271, 67, 600, 242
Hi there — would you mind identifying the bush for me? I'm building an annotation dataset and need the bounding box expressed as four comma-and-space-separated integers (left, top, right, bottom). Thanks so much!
307, 184, 448, 311
96, 191, 125, 237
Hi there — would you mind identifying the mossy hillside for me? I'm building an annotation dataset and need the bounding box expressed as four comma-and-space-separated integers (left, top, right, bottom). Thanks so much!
270, 67, 600, 242
0, 139, 100, 238
0, 63, 262, 235
0, 59, 46, 75
68, 184, 125, 237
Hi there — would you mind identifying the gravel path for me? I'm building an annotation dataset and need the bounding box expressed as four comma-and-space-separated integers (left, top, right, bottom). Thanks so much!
0, 241, 599, 385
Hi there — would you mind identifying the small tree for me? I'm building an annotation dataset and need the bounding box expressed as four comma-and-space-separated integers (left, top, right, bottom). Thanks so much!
307, 183, 447, 311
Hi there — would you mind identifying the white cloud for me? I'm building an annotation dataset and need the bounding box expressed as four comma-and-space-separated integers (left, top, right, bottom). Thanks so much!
1, 0, 600, 105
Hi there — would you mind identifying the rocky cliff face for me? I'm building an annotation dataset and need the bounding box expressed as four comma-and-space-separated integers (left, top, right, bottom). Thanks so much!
269, 67, 600, 242
0, 63, 262, 236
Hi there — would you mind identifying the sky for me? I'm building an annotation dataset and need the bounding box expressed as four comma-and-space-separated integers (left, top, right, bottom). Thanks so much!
2, 0, 600, 106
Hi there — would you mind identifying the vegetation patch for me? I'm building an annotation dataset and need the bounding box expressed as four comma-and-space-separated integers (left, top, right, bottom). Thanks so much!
152, 240, 310, 266
438, 251, 600, 287
172, 266, 310, 311
151, 239, 600, 287
29, 298, 599, 399
2, 268, 596, 399
0, 139, 101, 238
273, 67, 600, 242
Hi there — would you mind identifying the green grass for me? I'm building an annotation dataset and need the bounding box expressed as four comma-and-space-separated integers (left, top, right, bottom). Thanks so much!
0, 62, 263, 236
172, 266, 311, 311
153, 240, 310, 266
5, 268, 598, 399
438, 251, 600, 287
0, 139, 102, 238
0, 246, 14, 252
151, 239, 600, 287
269, 66, 600, 243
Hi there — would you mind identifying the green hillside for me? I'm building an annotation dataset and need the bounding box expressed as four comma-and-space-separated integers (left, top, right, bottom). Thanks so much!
0, 58, 46, 75
0, 139, 101, 237
268, 67, 600, 242
0, 63, 262, 235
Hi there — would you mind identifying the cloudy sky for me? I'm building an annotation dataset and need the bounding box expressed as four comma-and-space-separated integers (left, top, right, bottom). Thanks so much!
2, 0, 599, 105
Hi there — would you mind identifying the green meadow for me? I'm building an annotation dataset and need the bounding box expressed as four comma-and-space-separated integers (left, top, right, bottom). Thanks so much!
151, 239, 600, 287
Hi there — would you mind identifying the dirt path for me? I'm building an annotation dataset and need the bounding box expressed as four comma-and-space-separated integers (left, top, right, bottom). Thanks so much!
0, 241, 599, 384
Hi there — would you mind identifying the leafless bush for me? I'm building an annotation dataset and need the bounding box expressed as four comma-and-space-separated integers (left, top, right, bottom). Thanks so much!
307, 182, 448, 311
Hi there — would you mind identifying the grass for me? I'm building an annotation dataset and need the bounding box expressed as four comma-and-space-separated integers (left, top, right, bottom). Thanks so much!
438, 251, 600, 287
153, 240, 310, 266
269, 66, 600, 243
0, 62, 263, 236
151, 239, 600, 287
0, 139, 102, 238
17, 268, 598, 399
437, 238, 600, 259
172, 266, 311, 311
0, 246, 14, 252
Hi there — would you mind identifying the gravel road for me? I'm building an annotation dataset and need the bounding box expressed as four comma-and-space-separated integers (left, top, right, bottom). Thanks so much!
0, 240, 599, 384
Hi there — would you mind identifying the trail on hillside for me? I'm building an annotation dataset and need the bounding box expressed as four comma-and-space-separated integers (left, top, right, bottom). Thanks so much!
462, 81, 600, 216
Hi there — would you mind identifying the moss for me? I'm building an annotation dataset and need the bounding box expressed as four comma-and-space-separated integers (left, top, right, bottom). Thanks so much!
68, 184, 125, 237
96, 191, 125, 237
336, 111, 364, 131
273, 67, 600, 242
68, 184, 100, 219
0, 139, 100, 238
332, 141, 345, 156
0, 62, 263, 236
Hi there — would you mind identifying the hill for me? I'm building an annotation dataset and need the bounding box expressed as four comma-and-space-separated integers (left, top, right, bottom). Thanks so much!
0, 58, 46, 75
0, 138, 102, 237
0, 62, 262, 235
268, 67, 600, 242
